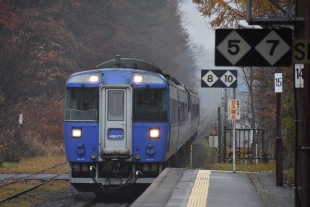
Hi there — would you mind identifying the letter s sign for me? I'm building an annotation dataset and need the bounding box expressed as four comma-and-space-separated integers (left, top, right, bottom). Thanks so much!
293, 39, 310, 64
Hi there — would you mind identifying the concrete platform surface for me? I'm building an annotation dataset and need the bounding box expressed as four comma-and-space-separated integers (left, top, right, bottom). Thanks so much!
130, 168, 294, 207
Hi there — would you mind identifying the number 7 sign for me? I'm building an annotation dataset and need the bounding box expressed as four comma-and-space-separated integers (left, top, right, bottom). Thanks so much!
215, 29, 292, 66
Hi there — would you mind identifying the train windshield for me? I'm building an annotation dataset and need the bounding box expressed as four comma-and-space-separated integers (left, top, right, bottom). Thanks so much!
64, 89, 99, 121
133, 89, 168, 122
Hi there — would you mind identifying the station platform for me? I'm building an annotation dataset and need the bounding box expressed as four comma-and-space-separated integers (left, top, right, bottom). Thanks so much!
130, 168, 294, 207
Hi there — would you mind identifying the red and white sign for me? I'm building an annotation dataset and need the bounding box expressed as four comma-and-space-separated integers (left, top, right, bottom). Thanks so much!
228, 99, 240, 120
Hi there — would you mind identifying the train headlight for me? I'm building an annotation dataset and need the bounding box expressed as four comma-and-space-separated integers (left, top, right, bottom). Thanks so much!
89, 75, 99, 82
149, 128, 160, 139
133, 74, 143, 83
72, 128, 82, 138
68, 72, 99, 83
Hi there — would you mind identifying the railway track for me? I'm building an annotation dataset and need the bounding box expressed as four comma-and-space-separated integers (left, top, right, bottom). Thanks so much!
0, 161, 68, 188
0, 161, 68, 204
80, 196, 136, 207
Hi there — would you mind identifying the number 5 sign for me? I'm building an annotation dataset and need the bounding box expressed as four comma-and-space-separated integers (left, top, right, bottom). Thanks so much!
215, 29, 292, 66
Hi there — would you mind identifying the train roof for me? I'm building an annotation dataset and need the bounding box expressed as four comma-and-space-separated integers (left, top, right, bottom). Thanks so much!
96, 55, 197, 95
96, 55, 162, 73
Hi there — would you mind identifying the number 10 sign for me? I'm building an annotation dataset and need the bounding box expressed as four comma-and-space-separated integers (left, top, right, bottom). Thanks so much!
215, 29, 292, 66
201, 70, 237, 88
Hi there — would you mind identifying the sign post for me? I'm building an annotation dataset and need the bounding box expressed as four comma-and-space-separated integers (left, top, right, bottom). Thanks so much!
293, 39, 310, 64
228, 99, 240, 172
275, 72, 283, 186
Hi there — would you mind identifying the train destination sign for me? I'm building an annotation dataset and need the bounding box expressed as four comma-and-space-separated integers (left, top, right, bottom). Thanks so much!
201, 69, 237, 88
215, 29, 292, 66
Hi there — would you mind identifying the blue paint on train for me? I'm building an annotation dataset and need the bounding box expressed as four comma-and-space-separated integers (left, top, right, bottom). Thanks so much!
132, 123, 169, 162
64, 122, 99, 162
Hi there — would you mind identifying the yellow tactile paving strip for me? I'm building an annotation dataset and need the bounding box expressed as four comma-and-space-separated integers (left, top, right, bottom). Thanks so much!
186, 170, 211, 207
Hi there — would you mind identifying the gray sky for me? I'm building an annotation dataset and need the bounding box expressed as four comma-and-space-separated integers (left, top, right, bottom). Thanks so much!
180, 0, 242, 117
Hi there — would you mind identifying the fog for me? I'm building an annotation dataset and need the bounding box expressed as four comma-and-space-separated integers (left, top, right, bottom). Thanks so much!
180, 0, 244, 119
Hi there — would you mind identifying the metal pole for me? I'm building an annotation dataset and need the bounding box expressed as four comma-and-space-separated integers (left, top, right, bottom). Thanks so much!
294, 0, 305, 205
233, 120, 236, 172
212, 137, 214, 169
276, 75, 283, 186
256, 144, 258, 164
221, 89, 225, 163
218, 107, 222, 163
190, 145, 192, 168
224, 125, 227, 163
302, 0, 310, 204
232, 88, 236, 172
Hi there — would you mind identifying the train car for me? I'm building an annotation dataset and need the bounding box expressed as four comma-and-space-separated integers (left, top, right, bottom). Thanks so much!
64, 55, 199, 194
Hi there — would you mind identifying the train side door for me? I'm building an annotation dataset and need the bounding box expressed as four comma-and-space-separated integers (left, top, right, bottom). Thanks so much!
99, 85, 132, 160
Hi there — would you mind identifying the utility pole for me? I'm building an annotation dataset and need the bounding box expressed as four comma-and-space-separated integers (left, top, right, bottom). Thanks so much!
294, 0, 307, 205
301, 0, 310, 205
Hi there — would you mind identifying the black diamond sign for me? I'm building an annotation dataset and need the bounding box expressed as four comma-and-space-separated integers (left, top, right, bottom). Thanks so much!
201, 70, 237, 88
215, 29, 292, 66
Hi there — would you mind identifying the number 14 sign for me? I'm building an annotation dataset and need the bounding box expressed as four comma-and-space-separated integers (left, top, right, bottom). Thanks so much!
215, 29, 292, 66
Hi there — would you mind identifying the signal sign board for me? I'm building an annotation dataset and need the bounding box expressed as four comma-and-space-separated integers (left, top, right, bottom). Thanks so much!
293, 39, 310, 64
295, 64, 304, 88
215, 29, 292, 66
274, 73, 282, 93
201, 70, 237, 88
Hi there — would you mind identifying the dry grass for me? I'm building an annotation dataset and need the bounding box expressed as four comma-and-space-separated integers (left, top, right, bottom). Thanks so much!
0, 180, 42, 201
213, 162, 276, 172
203, 142, 276, 172
0, 156, 69, 206
0, 180, 70, 207
0, 155, 67, 174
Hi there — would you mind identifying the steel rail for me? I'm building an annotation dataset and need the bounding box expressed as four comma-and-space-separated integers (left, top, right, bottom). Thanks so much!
0, 161, 67, 188
79, 197, 99, 207
0, 174, 61, 203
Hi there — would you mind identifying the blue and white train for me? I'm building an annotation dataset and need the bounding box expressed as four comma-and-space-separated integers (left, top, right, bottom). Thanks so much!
64, 56, 200, 193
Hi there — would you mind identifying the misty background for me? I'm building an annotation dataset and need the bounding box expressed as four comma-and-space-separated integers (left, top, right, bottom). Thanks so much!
0, 0, 242, 160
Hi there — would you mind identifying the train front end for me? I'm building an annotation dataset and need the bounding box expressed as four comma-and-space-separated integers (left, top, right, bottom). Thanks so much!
64, 66, 169, 193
